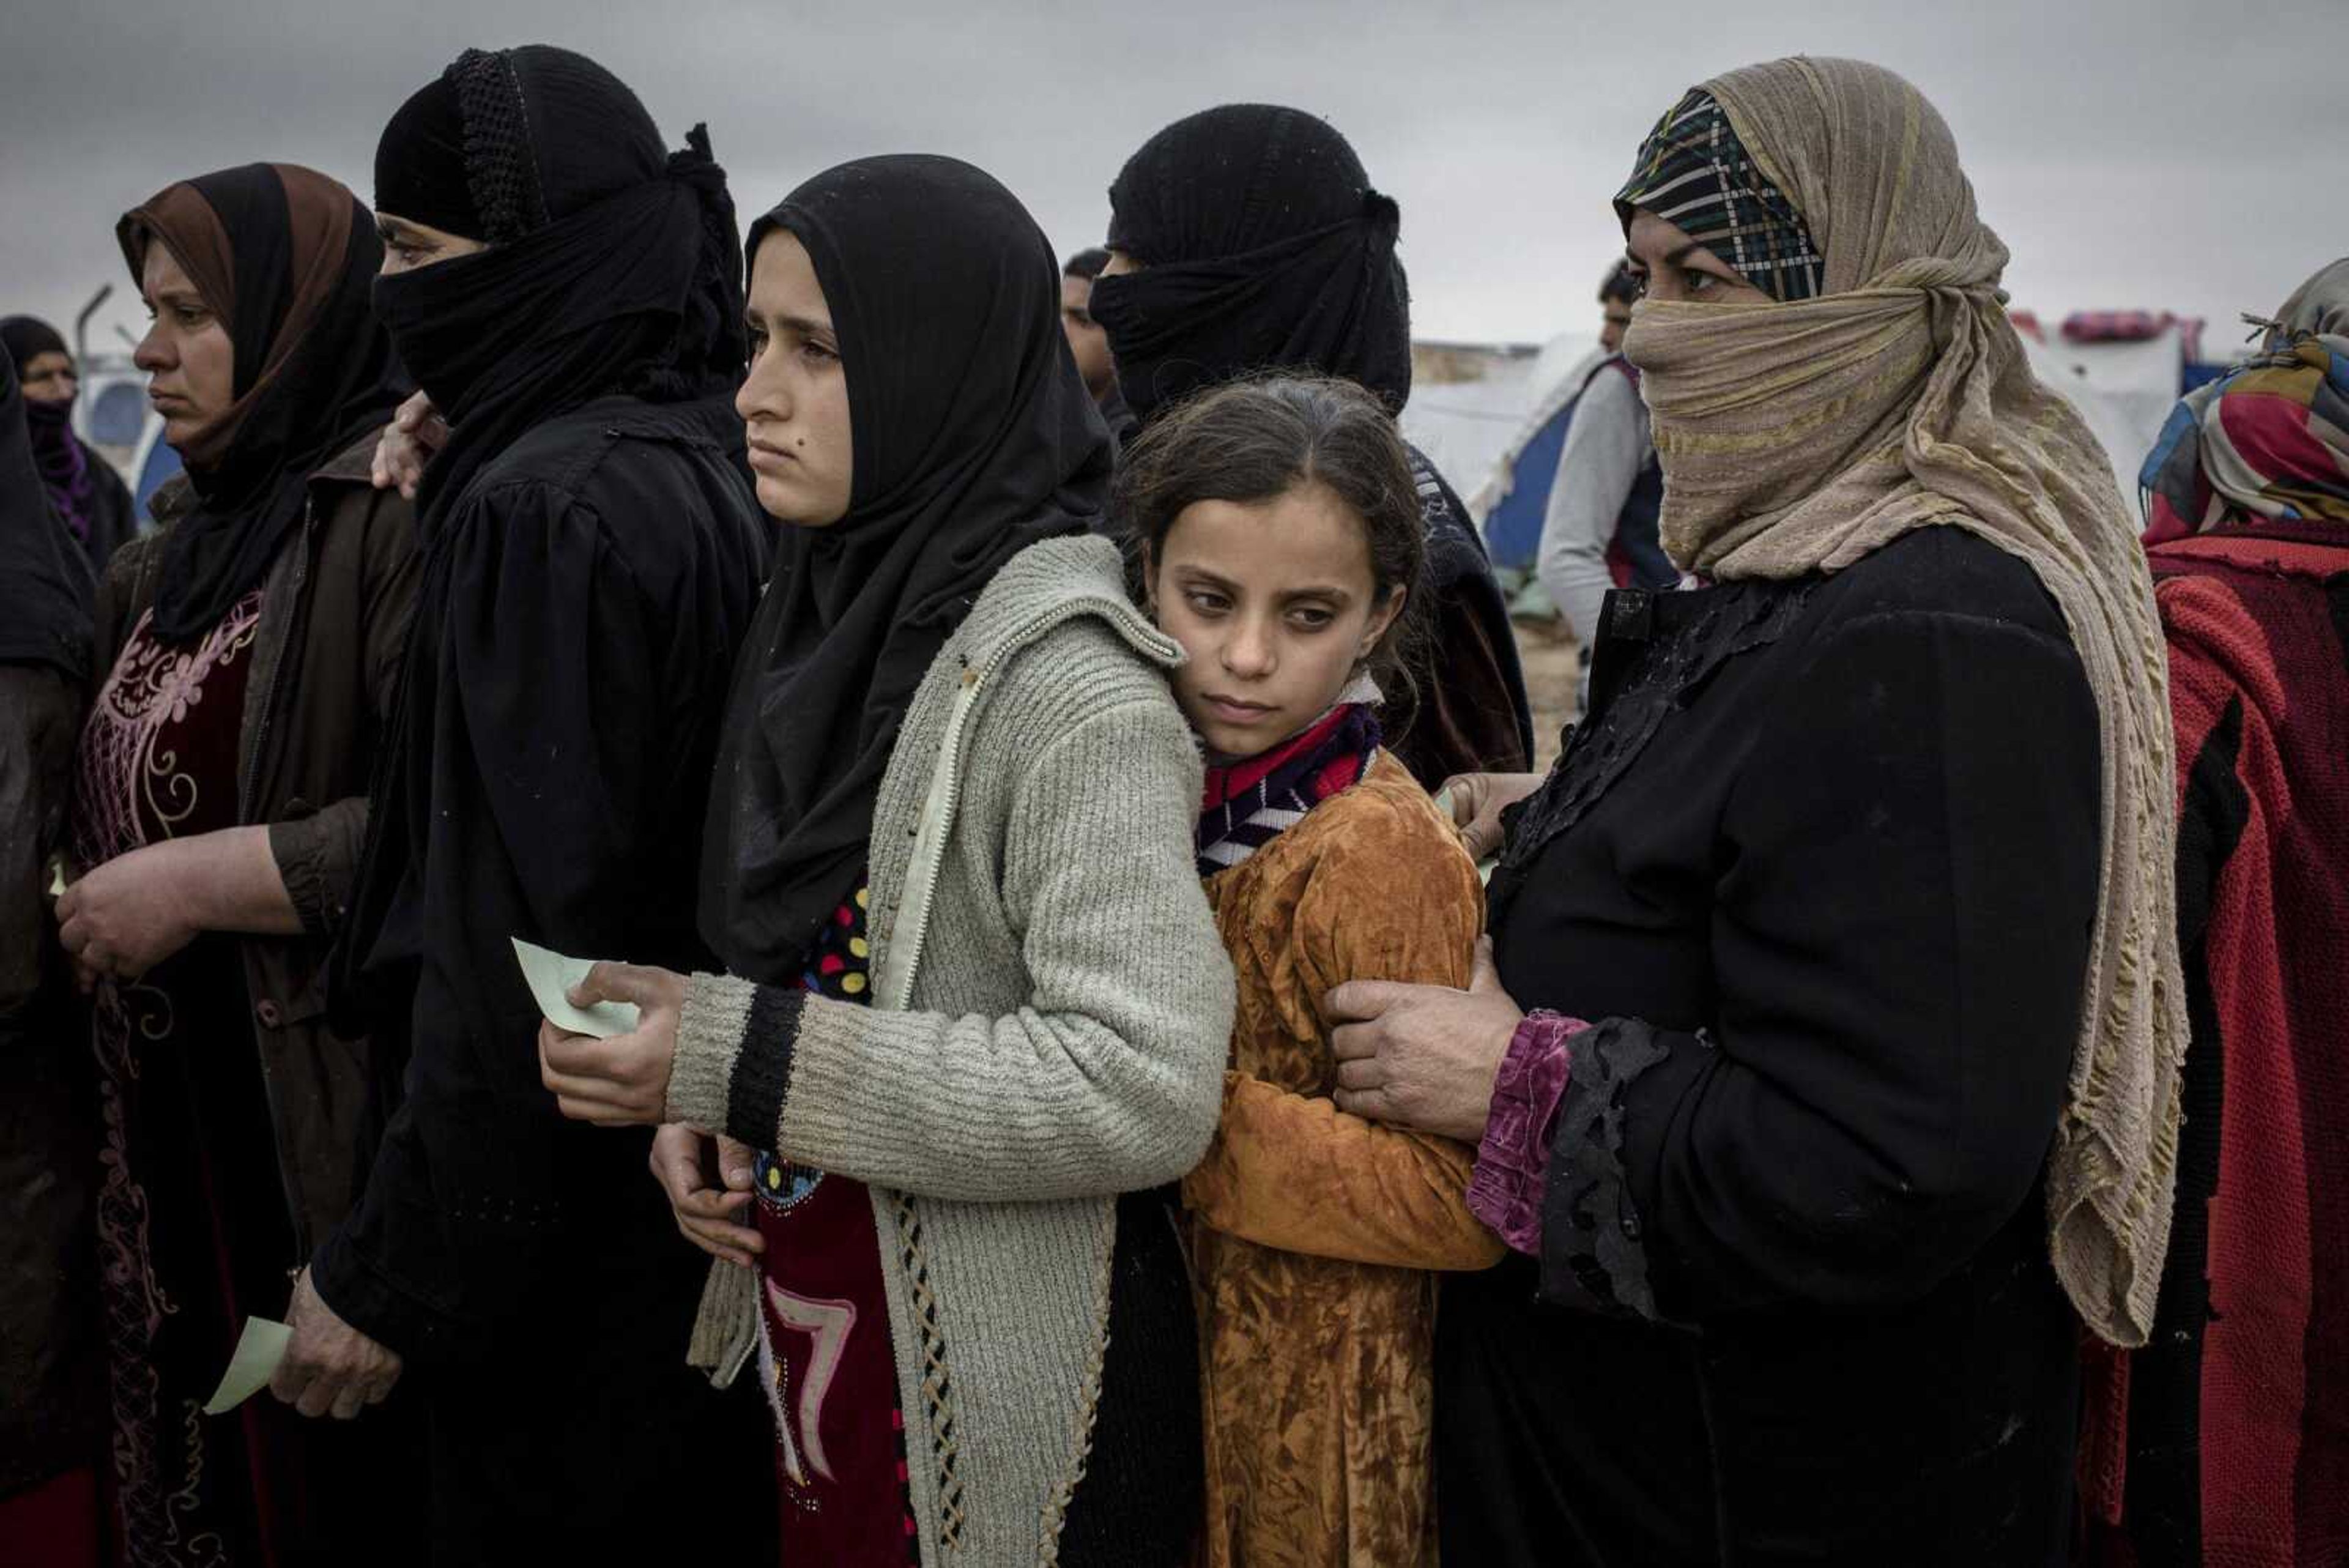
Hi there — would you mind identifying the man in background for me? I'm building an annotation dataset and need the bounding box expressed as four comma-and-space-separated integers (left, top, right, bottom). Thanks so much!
1535, 261, 1673, 676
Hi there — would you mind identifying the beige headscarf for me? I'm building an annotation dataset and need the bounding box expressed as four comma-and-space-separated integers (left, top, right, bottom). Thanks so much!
1619, 56, 2186, 1348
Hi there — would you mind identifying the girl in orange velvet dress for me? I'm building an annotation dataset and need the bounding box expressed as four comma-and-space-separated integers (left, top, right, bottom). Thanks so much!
1124, 375, 1504, 1567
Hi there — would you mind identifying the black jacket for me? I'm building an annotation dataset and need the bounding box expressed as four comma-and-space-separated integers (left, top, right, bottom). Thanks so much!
76, 436, 139, 573
1448, 527, 2102, 1567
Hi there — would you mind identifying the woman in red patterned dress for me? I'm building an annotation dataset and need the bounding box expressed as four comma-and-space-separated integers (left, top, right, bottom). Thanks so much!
56, 163, 418, 1565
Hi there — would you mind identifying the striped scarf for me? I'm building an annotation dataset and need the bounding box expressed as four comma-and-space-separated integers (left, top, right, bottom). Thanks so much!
1196, 703, 1379, 877
2140, 333, 2349, 543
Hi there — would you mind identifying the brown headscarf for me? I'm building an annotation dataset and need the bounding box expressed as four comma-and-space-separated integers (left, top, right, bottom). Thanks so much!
117, 163, 405, 644
1619, 56, 2188, 1348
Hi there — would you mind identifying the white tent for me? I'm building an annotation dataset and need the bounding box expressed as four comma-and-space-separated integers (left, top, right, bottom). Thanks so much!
1398, 333, 1595, 511
2016, 324, 2190, 512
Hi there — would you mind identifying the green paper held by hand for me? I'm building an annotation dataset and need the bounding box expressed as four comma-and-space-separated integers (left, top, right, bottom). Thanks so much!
511, 936, 639, 1039
203, 1315, 292, 1415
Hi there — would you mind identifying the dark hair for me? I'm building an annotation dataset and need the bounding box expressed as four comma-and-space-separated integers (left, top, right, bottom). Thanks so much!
1063, 245, 1111, 281
1114, 373, 1424, 685
1598, 258, 1641, 306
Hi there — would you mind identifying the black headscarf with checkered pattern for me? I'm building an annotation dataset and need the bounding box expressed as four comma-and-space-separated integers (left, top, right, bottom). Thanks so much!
1614, 89, 1824, 303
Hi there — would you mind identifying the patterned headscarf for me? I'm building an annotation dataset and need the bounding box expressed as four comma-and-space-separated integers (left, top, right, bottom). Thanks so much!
2140, 258, 2349, 541
1614, 89, 1824, 303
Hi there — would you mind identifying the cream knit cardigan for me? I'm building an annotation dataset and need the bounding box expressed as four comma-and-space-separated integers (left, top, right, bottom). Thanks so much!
666, 534, 1236, 1564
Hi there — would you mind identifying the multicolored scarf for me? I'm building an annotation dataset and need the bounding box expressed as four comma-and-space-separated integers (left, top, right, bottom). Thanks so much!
1196, 702, 1379, 877
2140, 333, 2349, 543
1614, 89, 1824, 303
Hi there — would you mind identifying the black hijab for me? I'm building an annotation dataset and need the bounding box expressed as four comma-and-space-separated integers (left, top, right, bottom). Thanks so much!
116, 165, 406, 646
700, 155, 1111, 979
1088, 104, 1411, 424
0, 344, 94, 683
369, 45, 746, 537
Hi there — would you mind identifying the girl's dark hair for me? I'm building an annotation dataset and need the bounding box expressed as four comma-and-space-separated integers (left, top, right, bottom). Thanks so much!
1113, 373, 1425, 690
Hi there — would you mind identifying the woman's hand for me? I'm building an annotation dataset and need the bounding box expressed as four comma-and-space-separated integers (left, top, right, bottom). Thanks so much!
537, 962, 688, 1126
370, 390, 447, 499
55, 841, 201, 989
272, 1267, 403, 1420
1327, 937, 1524, 1142
1432, 771, 1547, 861
649, 1123, 765, 1267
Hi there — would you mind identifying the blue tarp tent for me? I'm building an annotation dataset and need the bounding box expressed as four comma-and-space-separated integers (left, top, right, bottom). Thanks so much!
1480, 399, 1572, 571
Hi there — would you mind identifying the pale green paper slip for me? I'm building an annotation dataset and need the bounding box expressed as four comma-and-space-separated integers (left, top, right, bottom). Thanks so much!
511, 937, 640, 1039
48, 863, 65, 897
202, 1316, 291, 1414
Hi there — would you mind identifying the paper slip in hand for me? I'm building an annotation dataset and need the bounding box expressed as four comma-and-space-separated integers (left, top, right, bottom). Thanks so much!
512, 937, 639, 1039
48, 863, 65, 897
203, 1316, 292, 1415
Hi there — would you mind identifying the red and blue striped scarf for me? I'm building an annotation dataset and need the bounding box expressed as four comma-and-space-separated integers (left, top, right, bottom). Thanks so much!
1195, 702, 1380, 879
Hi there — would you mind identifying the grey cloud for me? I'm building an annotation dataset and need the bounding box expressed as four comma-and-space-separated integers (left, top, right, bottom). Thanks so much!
4, 0, 2341, 359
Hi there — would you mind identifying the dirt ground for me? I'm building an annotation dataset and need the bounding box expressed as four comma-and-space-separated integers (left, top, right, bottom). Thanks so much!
1512, 617, 1581, 771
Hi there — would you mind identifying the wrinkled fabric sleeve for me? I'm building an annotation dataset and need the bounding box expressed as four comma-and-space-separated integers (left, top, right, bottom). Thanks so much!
1535, 608, 2102, 1321
1464, 1010, 1582, 1254
1181, 790, 1504, 1271
313, 487, 711, 1359
0, 669, 80, 1028
266, 489, 422, 937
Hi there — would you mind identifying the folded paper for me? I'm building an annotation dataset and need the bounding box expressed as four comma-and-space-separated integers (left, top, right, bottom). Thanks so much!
512, 936, 639, 1039
202, 1315, 292, 1415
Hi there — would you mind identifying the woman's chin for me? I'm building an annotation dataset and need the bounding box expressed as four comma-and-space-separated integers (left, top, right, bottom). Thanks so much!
755, 476, 844, 529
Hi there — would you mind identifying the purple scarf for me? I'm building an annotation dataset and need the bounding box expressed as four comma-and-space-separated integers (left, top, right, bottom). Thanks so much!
23, 397, 96, 546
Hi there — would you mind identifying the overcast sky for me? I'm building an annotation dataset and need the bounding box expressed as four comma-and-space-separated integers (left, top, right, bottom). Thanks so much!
4, 0, 2342, 363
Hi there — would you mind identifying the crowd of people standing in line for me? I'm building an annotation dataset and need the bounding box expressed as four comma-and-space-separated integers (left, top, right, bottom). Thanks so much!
0, 38, 2342, 1568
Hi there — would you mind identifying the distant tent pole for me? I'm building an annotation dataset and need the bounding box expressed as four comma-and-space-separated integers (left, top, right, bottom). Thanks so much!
73, 285, 111, 365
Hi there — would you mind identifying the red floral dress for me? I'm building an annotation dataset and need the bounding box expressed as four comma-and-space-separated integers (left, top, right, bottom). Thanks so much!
73, 591, 313, 1565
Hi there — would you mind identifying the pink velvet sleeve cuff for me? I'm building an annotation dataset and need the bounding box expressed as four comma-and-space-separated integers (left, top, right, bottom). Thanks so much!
1466, 1011, 1586, 1255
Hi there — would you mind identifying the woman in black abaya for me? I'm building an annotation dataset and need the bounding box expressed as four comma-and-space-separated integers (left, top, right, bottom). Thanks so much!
295, 44, 774, 1557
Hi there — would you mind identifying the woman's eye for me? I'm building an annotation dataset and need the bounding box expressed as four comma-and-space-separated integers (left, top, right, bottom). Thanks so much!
800, 339, 838, 365
746, 330, 769, 358
1288, 608, 1335, 631
174, 306, 209, 325
1684, 269, 1716, 296
1184, 590, 1230, 616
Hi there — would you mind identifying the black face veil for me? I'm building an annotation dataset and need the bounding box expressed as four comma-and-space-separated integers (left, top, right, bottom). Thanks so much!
1088, 103, 1412, 425
0, 341, 94, 682
369, 44, 746, 536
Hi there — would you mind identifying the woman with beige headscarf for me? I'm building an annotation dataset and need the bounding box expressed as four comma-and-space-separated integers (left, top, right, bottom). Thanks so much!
1321, 57, 2184, 1565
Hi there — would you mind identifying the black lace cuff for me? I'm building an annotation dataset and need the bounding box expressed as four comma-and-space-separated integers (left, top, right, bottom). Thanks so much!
1537, 1017, 1674, 1319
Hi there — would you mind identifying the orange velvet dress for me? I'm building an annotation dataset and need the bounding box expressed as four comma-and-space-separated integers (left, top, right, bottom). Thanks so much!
1186, 751, 1505, 1567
